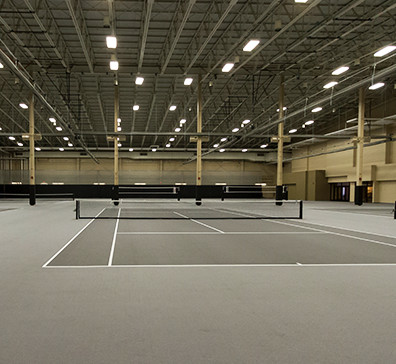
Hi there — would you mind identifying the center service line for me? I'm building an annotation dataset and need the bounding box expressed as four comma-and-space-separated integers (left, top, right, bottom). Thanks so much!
108, 208, 121, 266
173, 211, 225, 234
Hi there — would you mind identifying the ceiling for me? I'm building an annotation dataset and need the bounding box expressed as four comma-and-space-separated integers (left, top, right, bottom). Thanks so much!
0, 0, 395, 159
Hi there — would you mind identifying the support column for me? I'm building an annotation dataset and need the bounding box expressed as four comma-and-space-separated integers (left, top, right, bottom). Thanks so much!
355, 87, 365, 205
29, 93, 36, 206
196, 74, 202, 205
276, 75, 284, 204
113, 82, 119, 201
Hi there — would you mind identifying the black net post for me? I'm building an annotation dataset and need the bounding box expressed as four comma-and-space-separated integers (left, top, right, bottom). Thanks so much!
299, 200, 303, 219
195, 185, 202, 206
29, 184, 36, 206
394, 201, 396, 220
75, 200, 80, 219
354, 185, 363, 206
112, 185, 119, 205
275, 185, 283, 206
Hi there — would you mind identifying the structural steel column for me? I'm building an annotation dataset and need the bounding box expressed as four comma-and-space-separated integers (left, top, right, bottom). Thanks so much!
114, 82, 119, 199
276, 76, 284, 203
355, 87, 365, 205
196, 74, 202, 205
29, 93, 36, 206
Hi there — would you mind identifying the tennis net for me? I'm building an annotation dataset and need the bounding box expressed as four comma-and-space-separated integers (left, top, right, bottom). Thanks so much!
75, 199, 303, 220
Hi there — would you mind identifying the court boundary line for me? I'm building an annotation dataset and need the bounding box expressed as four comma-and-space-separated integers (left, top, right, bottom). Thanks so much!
116, 231, 327, 235
173, 211, 225, 233
43, 263, 396, 269
108, 208, 121, 266
42, 208, 106, 268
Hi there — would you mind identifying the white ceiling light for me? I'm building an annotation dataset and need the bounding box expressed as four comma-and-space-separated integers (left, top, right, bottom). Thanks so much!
260, 144, 268, 148
220, 137, 227, 142
222, 63, 234, 72
276, 107, 287, 112
369, 82, 385, 90
179, 119, 186, 124
63, 137, 69, 141
242, 119, 250, 125
19, 103, 28, 109
129, 148, 134, 152
166, 143, 171, 148
49, 117, 56, 123
17, 142, 23, 147
305, 120, 314, 125
232, 127, 239, 132
0, 63, 3, 68
68, 143, 73, 147
374, 45, 396, 57
56, 126, 62, 131
133, 105, 139, 111
175, 127, 181, 132
184, 77, 193, 85
243, 40, 260, 52
242, 149, 248, 152
289, 129, 297, 134
117, 118, 121, 123
295, 0, 308, 3
106, 36, 117, 49
169, 137, 175, 142
332, 66, 349, 75
169, 105, 177, 111
323, 81, 338, 89
35, 147, 41, 151
135, 76, 144, 85
109, 59, 119, 71
117, 126, 122, 131
213, 143, 219, 148
219, 148, 225, 152
9, 136, 15, 140
151, 148, 157, 152
118, 143, 122, 147
59, 147, 64, 152
312, 107, 322, 113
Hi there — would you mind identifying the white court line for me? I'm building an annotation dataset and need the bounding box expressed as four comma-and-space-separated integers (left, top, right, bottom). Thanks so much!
108, 208, 121, 266
173, 211, 225, 234
42, 208, 106, 267
314, 209, 394, 219
116, 231, 326, 235
43, 263, 396, 269
270, 219, 396, 249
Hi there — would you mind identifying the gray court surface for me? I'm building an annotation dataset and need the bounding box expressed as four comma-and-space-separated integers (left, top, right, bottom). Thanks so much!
1, 200, 396, 363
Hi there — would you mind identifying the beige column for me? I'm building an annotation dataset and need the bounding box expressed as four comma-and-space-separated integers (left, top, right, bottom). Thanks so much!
356, 87, 365, 187
196, 74, 202, 186
114, 83, 119, 186
276, 76, 284, 202
29, 93, 36, 205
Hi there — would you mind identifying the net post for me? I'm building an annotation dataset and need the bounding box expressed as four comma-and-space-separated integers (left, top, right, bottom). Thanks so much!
221, 186, 225, 201
299, 200, 303, 219
195, 185, 202, 206
176, 186, 180, 201
394, 201, 396, 220
275, 185, 283, 206
29, 184, 36, 206
76, 200, 80, 219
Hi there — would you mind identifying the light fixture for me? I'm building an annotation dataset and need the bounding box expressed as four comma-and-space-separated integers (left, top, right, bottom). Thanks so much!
19, 103, 28, 109
213, 143, 219, 148
129, 148, 134, 152
166, 143, 171, 148
68, 143, 73, 147
175, 127, 181, 132
312, 107, 322, 113
117, 118, 121, 123
332, 66, 349, 75
232, 127, 239, 132
346, 118, 357, 124
151, 148, 157, 152
135, 76, 144, 85
49, 117, 56, 123
179, 119, 186, 124
184, 77, 193, 85
323, 81, 338, 89
59, 147, 64, 152
219, 148, 225, 152
118, 143, 122, 147
243, 40, 260, 52
222, 63, 234, 72
133, 105, 139, 111
17, 142, 23, 147
169, 105, 177, 111
56, 126, 62, 131
369, 82, 385, 90
305, 120, 314, 125
0, 127, 2, 130
277, 107, 287, 112
9, 136, 15, 141
374, 45, 396, 57
106, 36, 117, 49
295, 0, 308, 3
169, 137, 175, 142
117, 126, 122, 131
242, 119, 250, 125
63, 137, 69, 141
35, 147, 41, 151
289, 129, 297, 133
220, 137, 227, 142
260, 144, 268, 148
0, 63, 3, 68
242, 149, 248, 152
109, 57, 119, 71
